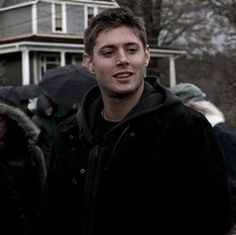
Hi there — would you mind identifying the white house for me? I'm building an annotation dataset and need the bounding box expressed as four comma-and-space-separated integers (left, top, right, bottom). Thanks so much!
0, 0, 186, 86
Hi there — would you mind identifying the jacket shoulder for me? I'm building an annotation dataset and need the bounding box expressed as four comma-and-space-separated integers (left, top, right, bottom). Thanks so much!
150, 102, 206, 128
57, 114, 78, 135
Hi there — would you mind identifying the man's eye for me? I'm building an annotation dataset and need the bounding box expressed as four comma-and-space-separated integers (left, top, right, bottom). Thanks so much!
102, 51, 113, 56
127, 47, 138, 53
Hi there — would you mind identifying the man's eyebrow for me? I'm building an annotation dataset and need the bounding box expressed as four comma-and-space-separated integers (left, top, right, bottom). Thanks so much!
99, 42, 140, 50
99, 45, 115, 50
125, 42, 140, 47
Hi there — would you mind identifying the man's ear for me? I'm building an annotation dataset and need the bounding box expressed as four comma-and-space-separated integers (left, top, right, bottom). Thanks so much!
82, 53, 95, 74
144, 44, 150, 67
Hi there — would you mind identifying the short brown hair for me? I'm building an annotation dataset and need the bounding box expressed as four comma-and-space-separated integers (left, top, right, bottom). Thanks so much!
83, 7, 147, 56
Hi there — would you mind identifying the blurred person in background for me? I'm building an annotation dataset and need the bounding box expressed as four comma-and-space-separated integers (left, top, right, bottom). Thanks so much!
32, 95, 57, 172
171, 82, 236, 225
0, 90, 46, 235
19, 99, 35, 118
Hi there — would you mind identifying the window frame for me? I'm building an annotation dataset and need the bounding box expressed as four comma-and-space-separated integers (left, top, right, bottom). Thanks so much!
52, 3, 66, 33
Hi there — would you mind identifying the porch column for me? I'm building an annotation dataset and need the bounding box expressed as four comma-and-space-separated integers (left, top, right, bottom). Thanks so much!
60, 51, 66, 66
32, 52, 38, 84
169, 55, 176, 88
22, 48, 30, 85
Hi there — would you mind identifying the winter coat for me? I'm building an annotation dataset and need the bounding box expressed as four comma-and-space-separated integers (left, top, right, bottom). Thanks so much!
42, 81, 232, 235
0, 102, 46, 235
184, 99, 236, 222
214, 123, 236, 222
32, 95, 57, 171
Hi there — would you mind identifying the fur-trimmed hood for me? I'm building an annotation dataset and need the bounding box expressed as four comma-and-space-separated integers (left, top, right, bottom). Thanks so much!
186, 100, 225, 127
0, 102, 40, 141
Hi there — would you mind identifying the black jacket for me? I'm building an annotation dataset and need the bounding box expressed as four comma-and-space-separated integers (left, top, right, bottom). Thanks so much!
43, 81, 232, 235
213, 122, 236, 221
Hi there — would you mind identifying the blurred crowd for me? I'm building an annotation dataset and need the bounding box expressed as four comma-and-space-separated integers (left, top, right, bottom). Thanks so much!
1, 79, 236, 234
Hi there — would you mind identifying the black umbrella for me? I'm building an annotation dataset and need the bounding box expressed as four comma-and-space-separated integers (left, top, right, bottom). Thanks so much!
0, 84, 43, 108
15, 84, 43, 100
0, 86, 21, 107
39, 64, 97, 104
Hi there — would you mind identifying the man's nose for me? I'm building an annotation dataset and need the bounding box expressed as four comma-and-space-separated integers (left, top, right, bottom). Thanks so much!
116, 50, 129, 66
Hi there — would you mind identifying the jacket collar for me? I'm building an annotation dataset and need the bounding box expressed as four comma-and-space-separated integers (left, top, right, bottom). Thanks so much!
76, 78, 181, 143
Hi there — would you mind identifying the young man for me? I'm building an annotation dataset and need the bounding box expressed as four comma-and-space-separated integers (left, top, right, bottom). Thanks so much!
43, 8, 232, 235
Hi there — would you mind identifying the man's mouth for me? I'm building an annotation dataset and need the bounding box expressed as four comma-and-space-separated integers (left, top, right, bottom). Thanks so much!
114, 71, 134, 78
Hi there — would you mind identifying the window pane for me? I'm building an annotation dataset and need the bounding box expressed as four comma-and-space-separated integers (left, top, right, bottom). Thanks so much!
54, 3, 62, 31
46, 64, 58, 70
55, 4, 62, 18
56, 19, 62, 30
87, 7, 94, 25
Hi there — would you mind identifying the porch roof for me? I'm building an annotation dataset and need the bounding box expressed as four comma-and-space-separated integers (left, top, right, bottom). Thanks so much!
0, 34, 187, 58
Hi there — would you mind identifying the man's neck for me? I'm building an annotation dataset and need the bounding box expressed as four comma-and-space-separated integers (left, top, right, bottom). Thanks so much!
101, 86, 144, 122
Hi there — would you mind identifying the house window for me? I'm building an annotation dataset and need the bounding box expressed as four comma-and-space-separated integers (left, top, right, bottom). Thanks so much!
87, 7, 94, 25
85, 6, 97, 28
53, 3, 65, 32
55, 4, 62, 31
39, 54, 60, 78
85, 7, 109, 28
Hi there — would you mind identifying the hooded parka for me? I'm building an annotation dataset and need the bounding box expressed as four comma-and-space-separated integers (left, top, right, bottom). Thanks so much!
32, 95, 57, 171
0, 102, 46, 235
43, 80, 232, 235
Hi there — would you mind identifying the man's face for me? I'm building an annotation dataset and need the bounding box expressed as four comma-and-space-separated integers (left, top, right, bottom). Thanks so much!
83, 26, 150, 99
45, 106, 53, 117
0, 116, 7, 139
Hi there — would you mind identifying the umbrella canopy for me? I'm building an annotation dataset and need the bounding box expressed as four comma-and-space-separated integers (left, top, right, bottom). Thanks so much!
15, 84, 43, 100
0, 86, 21, 107
0, 85, 43, 108
39, 64, 97, 104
